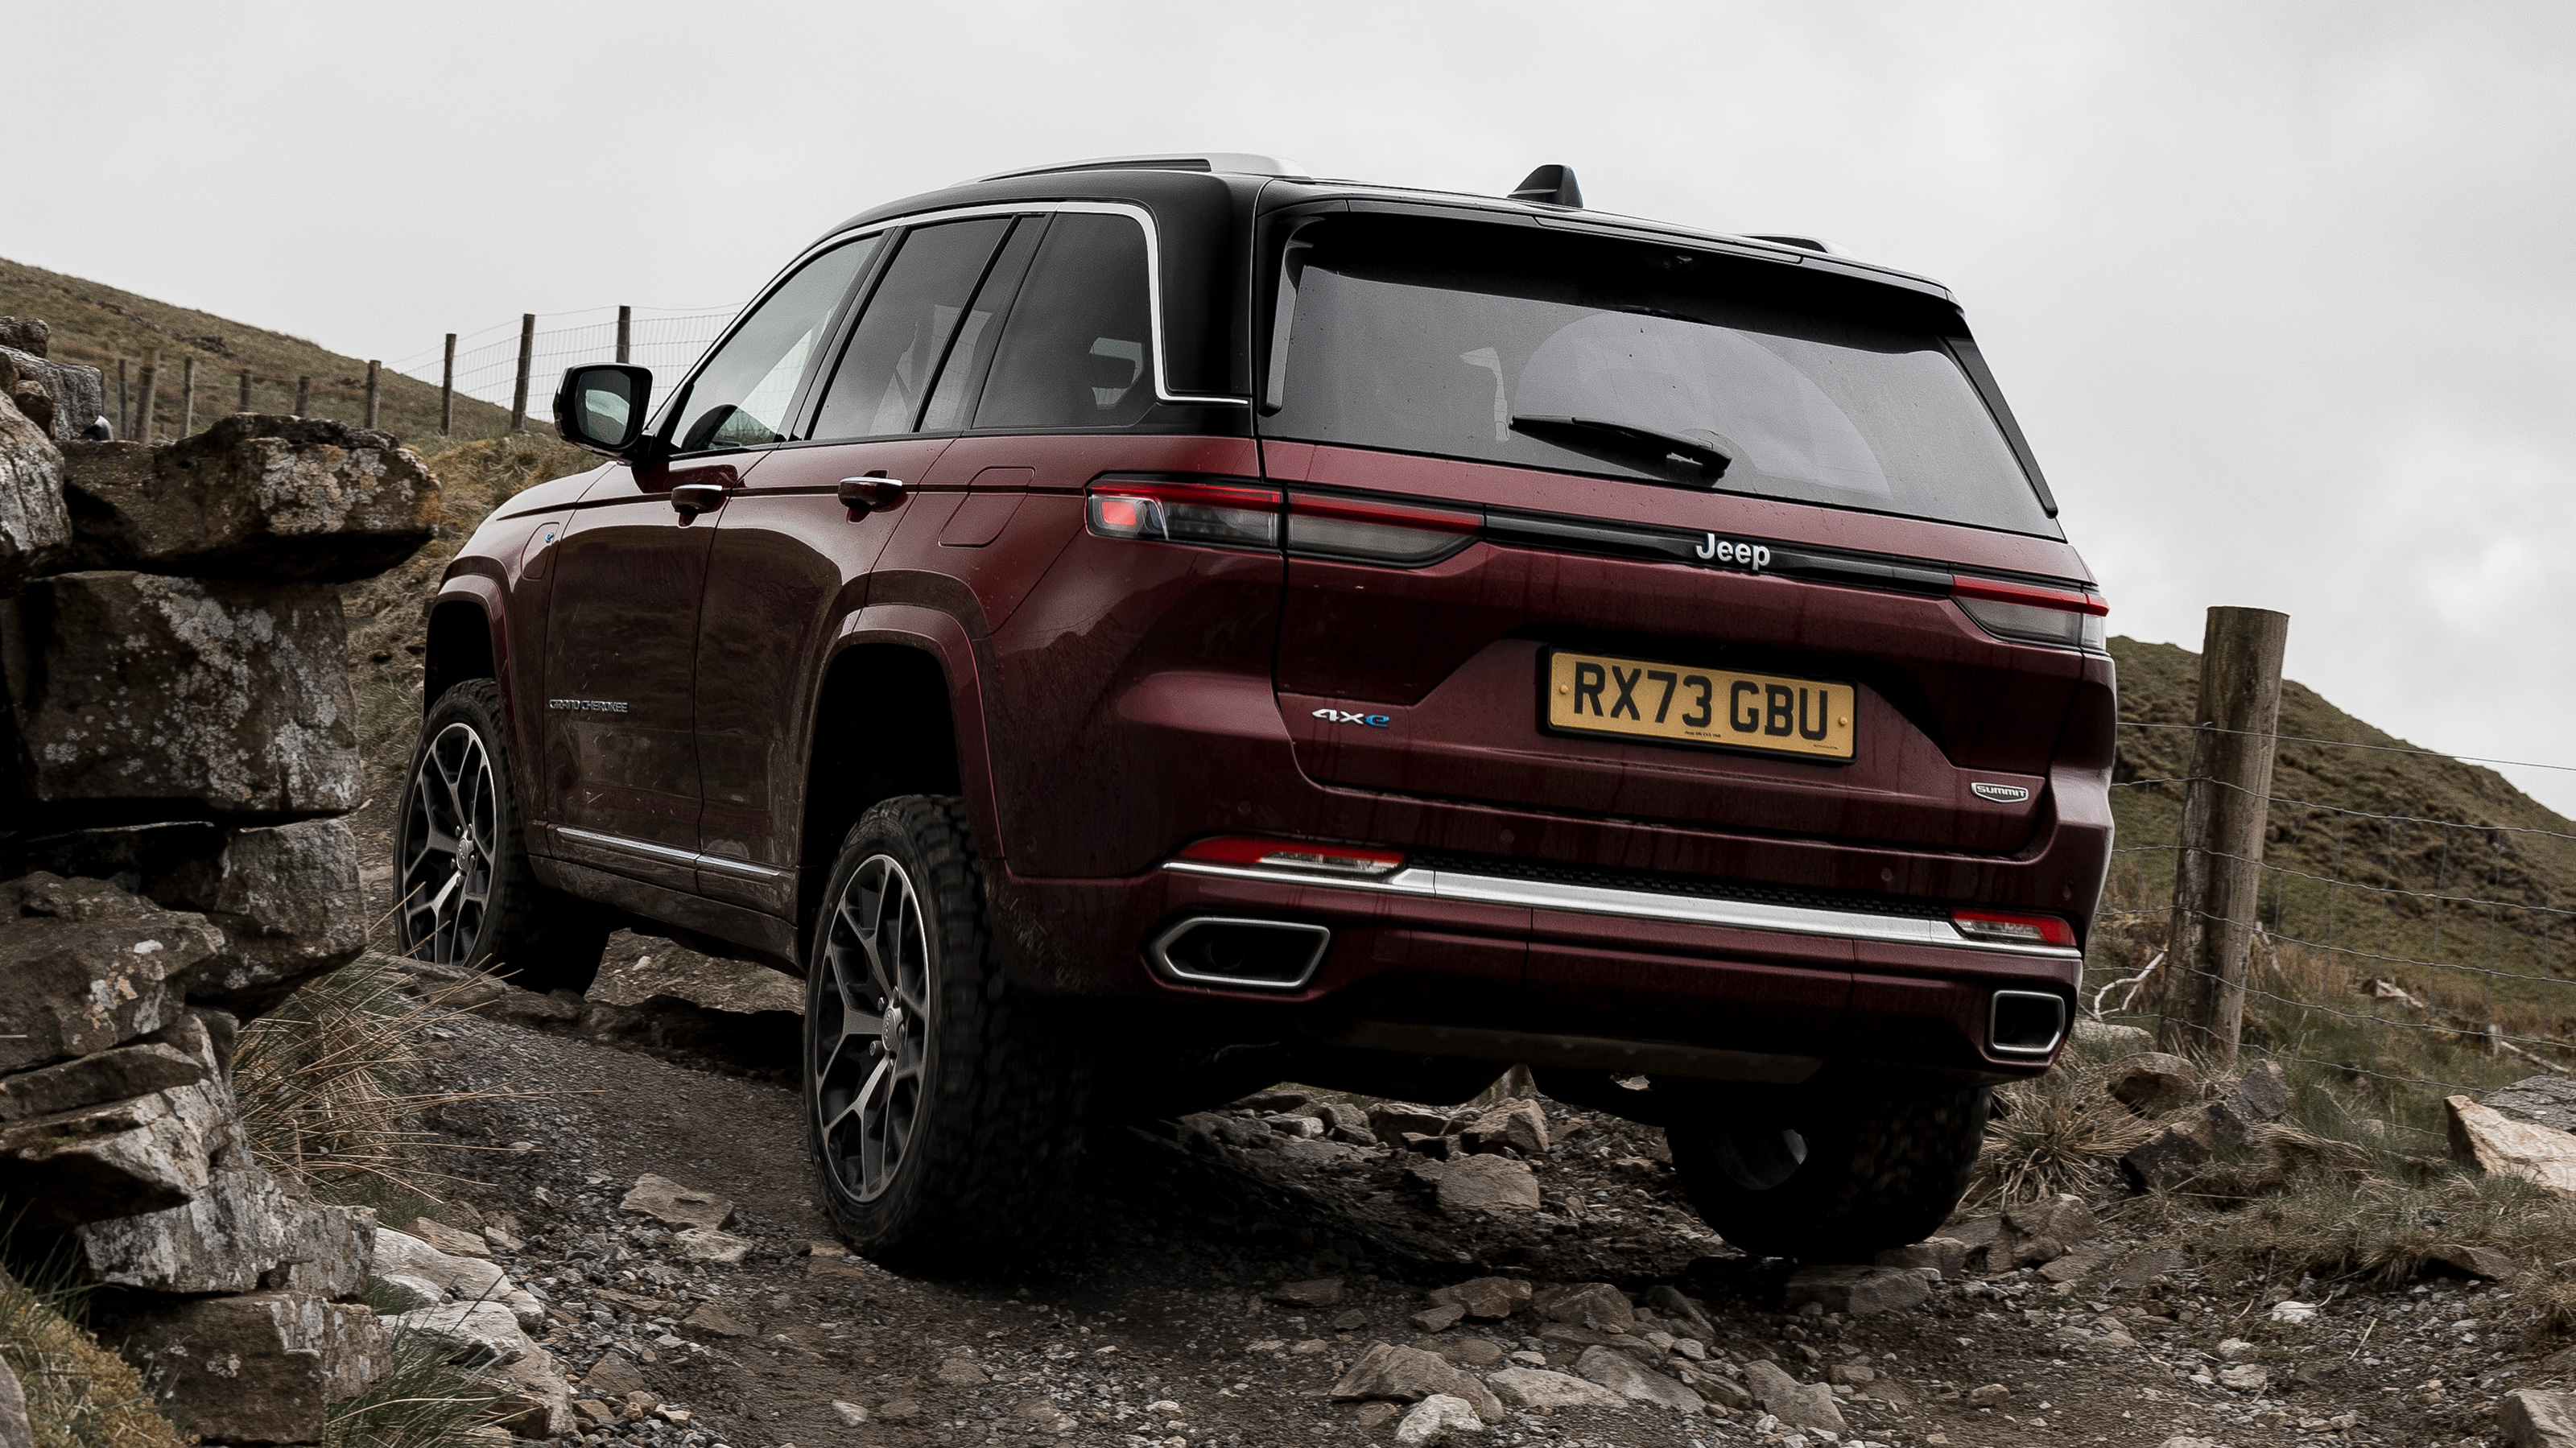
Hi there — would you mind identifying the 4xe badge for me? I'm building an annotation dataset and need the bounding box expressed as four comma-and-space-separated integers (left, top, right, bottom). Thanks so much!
1313, 707, 1390, 728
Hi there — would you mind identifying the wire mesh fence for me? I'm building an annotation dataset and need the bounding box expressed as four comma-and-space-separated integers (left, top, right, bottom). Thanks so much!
2089, 718, 2576, 1143
386, 304, 739, 418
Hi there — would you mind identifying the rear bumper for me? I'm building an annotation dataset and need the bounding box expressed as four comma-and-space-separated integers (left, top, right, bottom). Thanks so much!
993, 854, 2080, 1083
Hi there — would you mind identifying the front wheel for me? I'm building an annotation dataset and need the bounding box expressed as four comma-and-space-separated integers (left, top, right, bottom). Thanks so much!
1663, 1069, 1990, 1261
805, 795, 1089, 1274
394, 679, 613, 992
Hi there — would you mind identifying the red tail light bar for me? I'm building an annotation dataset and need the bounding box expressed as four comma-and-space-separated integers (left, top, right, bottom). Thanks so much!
1951, 577, 2107, 653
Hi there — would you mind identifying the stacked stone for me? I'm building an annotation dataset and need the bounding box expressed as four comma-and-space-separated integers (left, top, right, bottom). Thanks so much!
0, 316, 440, 1446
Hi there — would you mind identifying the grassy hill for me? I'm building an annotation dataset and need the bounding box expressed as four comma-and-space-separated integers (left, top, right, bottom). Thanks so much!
2099, 635, 2576, 1050
0, 255, 517, 443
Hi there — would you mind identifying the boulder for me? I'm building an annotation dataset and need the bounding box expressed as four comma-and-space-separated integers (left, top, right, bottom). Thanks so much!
1317, 1101, 1376, 1145
1463, 1099, 1549, 1156
0, 873, 208, 1073
371, 1229, 543, 1328
1431, 1153, 1542, 1212
579, 1352, 646, 1396
672, 1226, 749, 1264
480, 1345, 573, 1438
388, 1299, 530, 1367
0, 572, 360, 822
111, 1289, 389, 1444
76, 1165, 375, 1295
1533, 1281, 1634, 1328
2072, 1019, 2153, 1053
0, 344, 106, 444
1427, 1277, 1532, 1320
2447, 1095, 2576, 1197
2124, 1109, 2223, 1191
60, 415, 438, 581
1783, 1264, 1930, 1317
1368, 1103, 1454, 1145
1394, 1393, 1486, 1445
151, 819, 365, 1013
1875, 1237, 1968, 1277
1743, 1358, 1847, 1434
0, 1075, 246, 1225
0, 386, 68, 596
0, 1040, 205, 1122
1997, 1193, 2099, 1267
619, 1174, 736, 1231
2501, 1388, 2576, 1448
405, 1217, 490, 1257
0, 319, 47, 355
2486, 1077, 2576, 1136
2211, 1059, 2292, 1132
2421, 1241, 2520, 1282
1328, 1343, 1505, 1422
0, 1356, 25, 1448
370, 1273, 443, 1312
1572, 1346, 1702, 1414
2106, 1051, 2197, 1116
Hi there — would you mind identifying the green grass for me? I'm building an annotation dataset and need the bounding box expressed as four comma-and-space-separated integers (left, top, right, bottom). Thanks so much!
0, 1236, 189, 1448
321, 1322, 508, 1448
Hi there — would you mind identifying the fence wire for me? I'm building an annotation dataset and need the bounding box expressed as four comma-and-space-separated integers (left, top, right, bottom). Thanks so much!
2092, 720, 2576, 1136
388, 305, 738, 415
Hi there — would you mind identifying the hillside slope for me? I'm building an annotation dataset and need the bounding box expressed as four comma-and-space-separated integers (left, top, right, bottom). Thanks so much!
2102, 636, 2574, 1021
0, 254, 514, 443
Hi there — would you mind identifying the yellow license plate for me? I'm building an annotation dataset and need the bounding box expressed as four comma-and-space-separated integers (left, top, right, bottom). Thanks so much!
1545, 650, 1856, 760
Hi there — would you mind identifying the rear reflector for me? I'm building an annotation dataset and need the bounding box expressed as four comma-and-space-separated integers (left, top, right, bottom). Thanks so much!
1087, 479, 1281, 550
1286, 495, 1481, 567
1953, 577, 2108, 652
1988, 990, 2067, 1055
1951, 908, 2079, 948
1178, 836, 1406, 877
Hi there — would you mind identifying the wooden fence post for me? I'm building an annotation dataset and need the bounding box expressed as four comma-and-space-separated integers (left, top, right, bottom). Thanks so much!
238, 369, 252, 413
294, 375, 310, 418
136, 352, 160, 443
616, 305, 631, 365
440, 333, 456, 436
365, 361, 381, 430
179, 356, 197, 437
115, 358, 130, 438
510, 314, 535, 433
2155, 606, 2293, 1062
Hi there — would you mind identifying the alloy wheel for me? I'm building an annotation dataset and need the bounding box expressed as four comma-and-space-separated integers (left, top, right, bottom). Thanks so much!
813, 855, 933, 1203
398, 721, 499, 965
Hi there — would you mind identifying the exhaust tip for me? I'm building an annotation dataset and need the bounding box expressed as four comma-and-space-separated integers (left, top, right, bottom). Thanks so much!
1148, 918, 1331, 992
1989, 990, 2067, 1056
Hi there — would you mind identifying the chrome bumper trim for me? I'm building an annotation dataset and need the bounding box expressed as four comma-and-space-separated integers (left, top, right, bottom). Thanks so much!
1162, 858, 2081, 962
556, 827, 794, 883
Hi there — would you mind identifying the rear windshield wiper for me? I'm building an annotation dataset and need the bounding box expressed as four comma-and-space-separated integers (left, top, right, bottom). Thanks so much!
1508, 415, 1734, 484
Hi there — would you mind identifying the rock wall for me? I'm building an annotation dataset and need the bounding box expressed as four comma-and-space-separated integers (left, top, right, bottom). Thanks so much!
0, 314, 440, 1446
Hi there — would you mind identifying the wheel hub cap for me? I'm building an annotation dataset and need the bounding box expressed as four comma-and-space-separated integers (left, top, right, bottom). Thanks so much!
811, 856, 931, 1203
395, 721, 498, 966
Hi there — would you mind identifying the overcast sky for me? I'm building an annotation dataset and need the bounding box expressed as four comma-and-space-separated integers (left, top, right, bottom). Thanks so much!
10, 2, 2573, 812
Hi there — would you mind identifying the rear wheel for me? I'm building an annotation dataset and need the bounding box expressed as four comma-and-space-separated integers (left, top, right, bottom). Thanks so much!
1663, 1069, 1989, 1261
395, 679, 613, 992
806, 795, 1088, 1273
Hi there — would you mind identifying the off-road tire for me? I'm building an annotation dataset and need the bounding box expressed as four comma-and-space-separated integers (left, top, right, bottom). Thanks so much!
1663, 1069, 1990, 1261
805, 794, 1090, 1275
395, 679, 613, 992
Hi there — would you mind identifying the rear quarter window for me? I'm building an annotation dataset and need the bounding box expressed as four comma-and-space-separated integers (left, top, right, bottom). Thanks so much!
974, 212, 1158, 431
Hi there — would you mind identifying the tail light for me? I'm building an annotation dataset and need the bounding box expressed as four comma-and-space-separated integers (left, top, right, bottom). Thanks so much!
1178, 836, 1406, 877
1951, 907, 2079, 948
1952, 577, 2107, 652
1286, 495, 1480, 567
1086, 479, 1281, 550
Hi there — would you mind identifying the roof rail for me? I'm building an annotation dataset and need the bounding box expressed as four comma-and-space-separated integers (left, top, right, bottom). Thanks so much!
1746, 234, 1835, 254
969, 153, 1311, 184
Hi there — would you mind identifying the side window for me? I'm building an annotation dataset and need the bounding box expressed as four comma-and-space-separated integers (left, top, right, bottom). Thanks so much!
809, 218, 1013, 441
973, 213, 1158, 431
667, 236, 877, 454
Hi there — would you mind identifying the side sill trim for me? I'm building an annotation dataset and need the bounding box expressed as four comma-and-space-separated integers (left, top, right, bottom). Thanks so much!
556, 827, 794, 883
1162, 858, 2082, 962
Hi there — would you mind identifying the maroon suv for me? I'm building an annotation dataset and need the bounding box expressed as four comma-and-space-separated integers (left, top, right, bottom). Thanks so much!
408, 155, 2112, 1271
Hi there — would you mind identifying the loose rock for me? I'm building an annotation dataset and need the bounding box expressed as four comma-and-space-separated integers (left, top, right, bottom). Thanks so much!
111, 1289, 389, 1443
1393, 1392, 1486, 1445
1428, 1276, 1533, 1320
1574, 1345, 1703, 1415
620, 1173, 737, 1230
1329, 1342, 1505, 1422
1488, 1365, 1627, 1411
2501, 1388, 2576, 1447
2448, 1095, 2576, 1197
1744, 1358, 1850, 1433
2107, 1050, 2197, 1116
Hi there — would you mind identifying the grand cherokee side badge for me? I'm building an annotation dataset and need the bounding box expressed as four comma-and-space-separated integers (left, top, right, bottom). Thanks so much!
1313, 707, 1390, 728
1971, 782, 2030, 802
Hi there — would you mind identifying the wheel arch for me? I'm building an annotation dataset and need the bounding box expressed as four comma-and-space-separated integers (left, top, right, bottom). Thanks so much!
797, 606, 1001, 942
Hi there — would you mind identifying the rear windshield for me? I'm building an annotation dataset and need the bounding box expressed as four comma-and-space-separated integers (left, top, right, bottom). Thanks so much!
1264, 214, 2058, 537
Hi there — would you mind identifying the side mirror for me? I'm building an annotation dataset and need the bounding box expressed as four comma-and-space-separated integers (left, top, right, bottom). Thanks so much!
552, 364, 654, 458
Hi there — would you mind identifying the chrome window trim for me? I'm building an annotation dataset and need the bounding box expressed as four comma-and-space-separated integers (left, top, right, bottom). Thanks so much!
683, 201, 1249, 425
1146, 916, 1332, 992
556, 827, 792, 883
1163, 858, 2083, 962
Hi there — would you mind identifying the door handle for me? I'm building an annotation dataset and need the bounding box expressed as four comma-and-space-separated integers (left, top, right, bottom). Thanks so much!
671, 481, 728, 516
837, 476, 908, 512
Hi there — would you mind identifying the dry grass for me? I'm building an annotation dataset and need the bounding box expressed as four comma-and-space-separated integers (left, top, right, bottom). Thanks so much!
232, 955, 535, 1219
0, 1253, 189, 1448
2202, 1170, 2576, 1288
321, 1322, 509, 1448
1972, 1048, 2160, 1208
